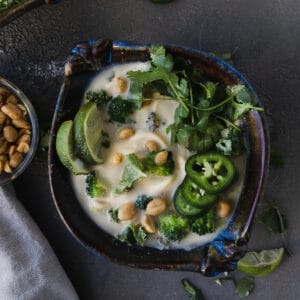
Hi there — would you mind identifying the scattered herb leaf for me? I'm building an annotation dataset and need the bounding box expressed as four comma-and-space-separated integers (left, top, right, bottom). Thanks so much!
181, 279, 205, 300
235, 276, 255, 298
261, 207, 287, 234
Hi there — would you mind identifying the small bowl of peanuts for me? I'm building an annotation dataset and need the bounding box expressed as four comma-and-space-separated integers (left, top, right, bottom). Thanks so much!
0, 77, 39, 184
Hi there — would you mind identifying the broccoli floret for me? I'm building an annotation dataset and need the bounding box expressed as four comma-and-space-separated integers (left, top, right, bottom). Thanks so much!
135, 194, 153, 209
159, 214, 190, 242
113, 154, 146, 195
117, 224, 148, 246
85, 171, 108, 198
86, 90, 112, 106
108, 96, 134, 123
191, 207, 218, 235
144, 150, 175, 176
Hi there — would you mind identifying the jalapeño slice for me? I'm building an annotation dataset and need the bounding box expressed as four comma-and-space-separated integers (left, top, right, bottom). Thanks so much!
185, 152, 236, 193
181, 177, 218, 209
174, 185, 203, 216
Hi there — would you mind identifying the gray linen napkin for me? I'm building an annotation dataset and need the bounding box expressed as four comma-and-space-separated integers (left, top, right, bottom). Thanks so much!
0, 185, 79, 300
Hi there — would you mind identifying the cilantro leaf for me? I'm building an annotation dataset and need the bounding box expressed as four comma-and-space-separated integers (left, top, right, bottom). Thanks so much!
230, 85, 253, 104
235, 276, 255, 298
150, 44, 174, 72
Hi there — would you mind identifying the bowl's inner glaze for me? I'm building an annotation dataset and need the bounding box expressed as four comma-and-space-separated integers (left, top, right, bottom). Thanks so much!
48, 40, 269, 276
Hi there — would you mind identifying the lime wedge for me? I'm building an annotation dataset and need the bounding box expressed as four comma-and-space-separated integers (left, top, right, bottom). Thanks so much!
56, 120, 89, 175
237, 248, 284, 276
73, 102, 103, 165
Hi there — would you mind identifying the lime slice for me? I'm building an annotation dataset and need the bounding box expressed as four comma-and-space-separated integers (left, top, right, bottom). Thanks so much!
56, 120, 89, 175
237, 248, 284, 276
73, 102, 103, 165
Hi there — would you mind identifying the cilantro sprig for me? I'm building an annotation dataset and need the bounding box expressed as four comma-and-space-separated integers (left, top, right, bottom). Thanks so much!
127, 45, 263, 153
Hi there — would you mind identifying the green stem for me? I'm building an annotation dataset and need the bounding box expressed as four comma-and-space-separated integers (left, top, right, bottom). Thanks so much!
167, 79, 189, 112
188, 95, 234, 111
189, 81, 195, 125
215, 115, 241, 130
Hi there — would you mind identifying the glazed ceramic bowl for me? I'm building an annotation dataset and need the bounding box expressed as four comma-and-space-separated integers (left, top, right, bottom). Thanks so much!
48, 39, 269, 276
0, 77, 39, 185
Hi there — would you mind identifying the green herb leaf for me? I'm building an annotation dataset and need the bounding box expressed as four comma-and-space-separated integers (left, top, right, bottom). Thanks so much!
260, 207, 287, 234
150, 45, 174, 72
181, 279, 205, 300
235, 276, 255, 298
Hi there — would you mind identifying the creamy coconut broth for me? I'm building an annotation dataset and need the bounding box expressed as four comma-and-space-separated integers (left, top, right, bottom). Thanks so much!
71, 62, 247, 250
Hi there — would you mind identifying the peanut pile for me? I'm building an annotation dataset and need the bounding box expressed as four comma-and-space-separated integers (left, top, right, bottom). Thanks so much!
0, 87, 31, 174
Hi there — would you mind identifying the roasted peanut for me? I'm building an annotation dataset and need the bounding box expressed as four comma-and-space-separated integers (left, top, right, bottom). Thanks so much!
154, 150, 168, 166
118, 202, 137, 221
146, 198, 167, 216
113, 76, 128, 94
111, 153, 123, 165
0, 89, 31, 174
1, 103, 23, 120
0, 141, 8, 154
17, 142, 30, 153
141, 215, 156, 233
18, 129, 31, 137
0, 87, 9, 98
3, 125, 18, 142
0, 154, 8, 162
8, 145, 16, 158
0, 111, 6, 124
0, 160, 3, 174
117, 127, 135, 140
12, 118, 31, 129
217, 200, 232, 218
145, 140, 160, 152
6, 95, 18, 105
17, 134, 31, 144
9, 152, 23, 168
4, 161, 12, 173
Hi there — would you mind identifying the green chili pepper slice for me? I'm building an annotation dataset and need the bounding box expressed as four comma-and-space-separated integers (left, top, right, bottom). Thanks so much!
181, 177, 218, 209
185, 153, 236, 193
174, 186, 204, 216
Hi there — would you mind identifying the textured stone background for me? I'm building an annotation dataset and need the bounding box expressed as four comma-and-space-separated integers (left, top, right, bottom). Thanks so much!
0, 0, 299, 299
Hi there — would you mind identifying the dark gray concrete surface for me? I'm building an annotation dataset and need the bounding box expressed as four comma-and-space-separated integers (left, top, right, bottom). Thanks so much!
0, 0, 300, 299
